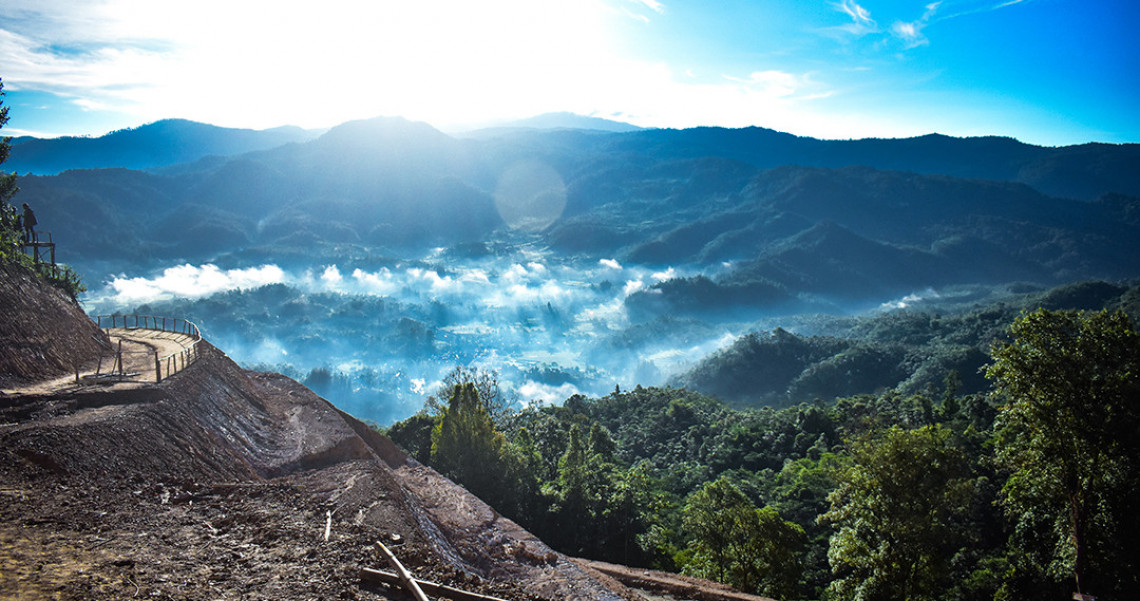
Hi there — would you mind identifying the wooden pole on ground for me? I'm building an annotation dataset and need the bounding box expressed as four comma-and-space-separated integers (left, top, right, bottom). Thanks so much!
375, 542, 431, 601
359, 568, 511, 601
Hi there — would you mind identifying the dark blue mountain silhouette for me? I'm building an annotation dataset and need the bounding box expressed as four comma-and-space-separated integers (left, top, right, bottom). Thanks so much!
8, 119, 320, 175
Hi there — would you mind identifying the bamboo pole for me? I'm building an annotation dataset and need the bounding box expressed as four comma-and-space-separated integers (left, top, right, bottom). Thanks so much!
375, 542, 431, 601
358, 568, 511, 601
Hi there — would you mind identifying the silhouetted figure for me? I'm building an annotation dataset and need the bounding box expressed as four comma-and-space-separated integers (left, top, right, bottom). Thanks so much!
22, 202, 36, 244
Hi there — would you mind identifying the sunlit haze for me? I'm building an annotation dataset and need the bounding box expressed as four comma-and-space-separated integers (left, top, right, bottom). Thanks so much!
3, 0, 1138, 145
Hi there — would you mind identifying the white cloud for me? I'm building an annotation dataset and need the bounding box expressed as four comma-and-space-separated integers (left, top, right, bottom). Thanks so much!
599, 258, 623, 270
351, 268, 399, 295
618, 0, 664, 23
105, 263, 285, 304
247, 338, 290, 364
630, 0, 664, 13
620, 8, 651, 24
518, 380, 583, 405
891, 21, 928, 47
725, 70, 809, 98
460, 269, 492, 285
407, 268, 461, 295
890, 1, 941, 48
832, 0, 879, 35
321, 265, 343, 284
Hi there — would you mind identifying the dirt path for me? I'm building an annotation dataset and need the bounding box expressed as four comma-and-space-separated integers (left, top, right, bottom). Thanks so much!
0, 328, 198, 396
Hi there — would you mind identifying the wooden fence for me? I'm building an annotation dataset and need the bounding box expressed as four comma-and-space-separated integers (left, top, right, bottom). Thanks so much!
92, 315, 202, 383
95, 314, 201, 339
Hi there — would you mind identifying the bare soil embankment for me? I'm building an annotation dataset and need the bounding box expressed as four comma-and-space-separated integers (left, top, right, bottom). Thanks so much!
0, 262, 109, 388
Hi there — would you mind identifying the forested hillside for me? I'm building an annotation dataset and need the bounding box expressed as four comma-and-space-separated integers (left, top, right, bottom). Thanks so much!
671, 280, 1140, 407
387, 301, 1140, 601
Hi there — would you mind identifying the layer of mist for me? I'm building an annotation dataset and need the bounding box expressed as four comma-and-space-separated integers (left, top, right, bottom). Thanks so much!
84, 249, 746, 424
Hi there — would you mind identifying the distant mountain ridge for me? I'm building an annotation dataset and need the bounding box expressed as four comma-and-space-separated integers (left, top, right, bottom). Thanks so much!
12, 115, 1140, 310
468, 112, 645, 134
7, 119, 322, 175
10, 114, 1139, 198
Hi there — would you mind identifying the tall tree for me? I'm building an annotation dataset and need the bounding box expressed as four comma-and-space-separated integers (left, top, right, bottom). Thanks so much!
430, 383, 509, 506
680, 477, 805, 598
821, 425, 974, 601
681, 477, 753, 583
987, 309, 1140, 598
428, 366, 516, 424
1, 77, 20, 221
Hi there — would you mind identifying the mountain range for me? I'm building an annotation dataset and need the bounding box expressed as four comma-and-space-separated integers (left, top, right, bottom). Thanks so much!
12, 115, 1139, 306
6, 113, 1140, 418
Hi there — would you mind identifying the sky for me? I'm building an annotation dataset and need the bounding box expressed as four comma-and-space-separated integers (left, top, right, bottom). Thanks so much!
1, 0, 1137, 146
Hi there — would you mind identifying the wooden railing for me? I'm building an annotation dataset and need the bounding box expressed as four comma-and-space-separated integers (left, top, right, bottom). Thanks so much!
22, 230, 56, 264
95, 314, 201, 339
91, 315, 202, 382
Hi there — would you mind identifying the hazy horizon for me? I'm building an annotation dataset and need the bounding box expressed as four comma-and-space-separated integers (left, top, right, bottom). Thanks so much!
3, 1, 1137, 146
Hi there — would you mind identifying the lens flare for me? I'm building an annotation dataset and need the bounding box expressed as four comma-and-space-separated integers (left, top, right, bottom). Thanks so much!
493, 161, 567, 232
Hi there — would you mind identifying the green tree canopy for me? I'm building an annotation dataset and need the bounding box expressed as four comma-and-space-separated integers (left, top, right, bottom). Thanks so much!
821, 425, 974, 601
2, 77, 21, 233
430, 383, 509, 505
987, 308, 1140, 598
680, 476, 805, 599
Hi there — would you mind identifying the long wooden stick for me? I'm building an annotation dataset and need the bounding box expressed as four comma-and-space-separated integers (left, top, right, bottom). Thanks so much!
376, 542, 431, 601
359, 568, 511, 601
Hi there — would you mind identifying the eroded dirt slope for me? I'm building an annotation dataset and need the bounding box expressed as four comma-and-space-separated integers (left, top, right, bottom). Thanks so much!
0, 262, 109, 387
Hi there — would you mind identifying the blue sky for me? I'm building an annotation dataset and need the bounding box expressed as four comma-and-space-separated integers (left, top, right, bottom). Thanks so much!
1, 0, 1136, 145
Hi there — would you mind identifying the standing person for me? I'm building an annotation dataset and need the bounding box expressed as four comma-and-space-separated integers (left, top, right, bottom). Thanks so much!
22, 202, 36, 244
